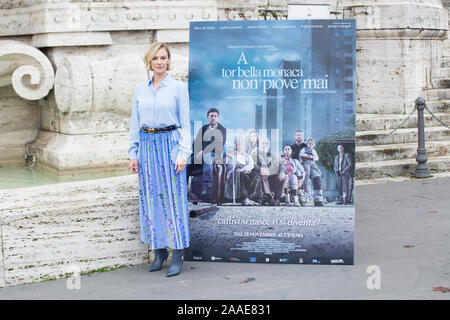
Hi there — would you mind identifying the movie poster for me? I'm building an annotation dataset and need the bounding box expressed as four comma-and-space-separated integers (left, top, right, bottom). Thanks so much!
185, 20, 355, 265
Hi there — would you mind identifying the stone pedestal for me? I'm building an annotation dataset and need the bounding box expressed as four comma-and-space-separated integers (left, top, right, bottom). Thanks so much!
0, 40, 54, 166
25, 53, 148, 175
339, 0, 448, 114
0, 0, 217, 174
28, 129, 131, 176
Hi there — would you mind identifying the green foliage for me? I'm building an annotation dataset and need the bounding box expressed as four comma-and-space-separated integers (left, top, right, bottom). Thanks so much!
316, 130, 355, 173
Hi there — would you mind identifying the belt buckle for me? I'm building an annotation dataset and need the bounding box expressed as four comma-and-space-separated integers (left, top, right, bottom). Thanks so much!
148, 127, 155, 134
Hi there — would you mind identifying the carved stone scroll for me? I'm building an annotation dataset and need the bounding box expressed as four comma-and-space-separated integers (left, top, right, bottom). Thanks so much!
0, 40, 55, 100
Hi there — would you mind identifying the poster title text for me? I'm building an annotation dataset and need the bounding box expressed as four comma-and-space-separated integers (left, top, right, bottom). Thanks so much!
221, 51, 329, 93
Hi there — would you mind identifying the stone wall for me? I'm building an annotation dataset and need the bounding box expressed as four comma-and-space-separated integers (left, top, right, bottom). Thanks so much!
0, 39, 54, 166
1, 0, 447, 174
0, 0, 448, 174
0, 174, 148, 287
347, 0, 447, 114
0, 85, 40, 165
0, 0, 217, 173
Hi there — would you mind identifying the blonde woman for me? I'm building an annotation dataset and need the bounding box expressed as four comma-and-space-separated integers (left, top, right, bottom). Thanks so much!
224, 135, 258, 206
246, 129, 259, 164
128, 43, 191, 277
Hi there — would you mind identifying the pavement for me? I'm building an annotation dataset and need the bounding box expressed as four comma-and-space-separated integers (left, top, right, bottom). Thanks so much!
0, 177, 449, 300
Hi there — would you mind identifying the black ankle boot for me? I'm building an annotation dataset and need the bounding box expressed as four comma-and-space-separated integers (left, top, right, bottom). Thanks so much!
166, 249, 184, 277
149, 249, 168, 272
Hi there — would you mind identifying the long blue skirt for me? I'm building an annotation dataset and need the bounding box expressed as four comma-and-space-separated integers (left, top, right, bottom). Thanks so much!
137, 129, 190, 249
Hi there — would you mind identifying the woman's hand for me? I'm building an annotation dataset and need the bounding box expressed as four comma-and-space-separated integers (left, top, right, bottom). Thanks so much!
129, 159, 138, 174
174, 158, 186, 174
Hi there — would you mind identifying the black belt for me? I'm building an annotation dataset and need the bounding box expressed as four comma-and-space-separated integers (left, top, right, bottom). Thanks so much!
141, 125, 179, 134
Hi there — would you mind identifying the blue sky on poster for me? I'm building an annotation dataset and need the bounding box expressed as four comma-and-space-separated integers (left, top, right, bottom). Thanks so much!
188, 19, 356, 149
188, 20, 313, 131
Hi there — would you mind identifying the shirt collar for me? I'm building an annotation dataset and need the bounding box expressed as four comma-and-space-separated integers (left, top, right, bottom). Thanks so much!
148, 74, 171, 87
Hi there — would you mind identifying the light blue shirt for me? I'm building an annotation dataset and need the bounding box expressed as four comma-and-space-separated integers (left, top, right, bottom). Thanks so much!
128, 74, 192, 161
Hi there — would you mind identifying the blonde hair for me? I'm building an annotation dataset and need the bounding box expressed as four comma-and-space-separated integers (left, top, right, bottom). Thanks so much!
144, 42, 171, 71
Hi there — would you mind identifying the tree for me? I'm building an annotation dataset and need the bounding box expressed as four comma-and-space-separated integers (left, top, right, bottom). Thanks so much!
316, 130, 355, 176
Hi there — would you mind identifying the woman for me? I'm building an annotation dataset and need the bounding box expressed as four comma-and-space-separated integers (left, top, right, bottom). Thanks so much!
128, 42, 191, 277
246, 129, 259, 163
279, 144, 305, 206
224, 135, 258, 206
245, 130, 261, 202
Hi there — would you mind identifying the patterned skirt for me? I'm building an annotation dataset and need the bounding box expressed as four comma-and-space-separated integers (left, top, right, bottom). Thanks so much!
137, 129, 190, 249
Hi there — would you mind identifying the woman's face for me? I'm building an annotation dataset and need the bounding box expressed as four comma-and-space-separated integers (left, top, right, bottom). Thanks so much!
151, 47, 170, 75
260, 140, 270, 153
283, 145, 292, 157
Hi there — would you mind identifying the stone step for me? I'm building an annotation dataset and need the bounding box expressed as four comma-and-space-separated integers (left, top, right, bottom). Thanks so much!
356, 171, 450, 186
424, 100, 450, 113
441, 57, 450, 68
358, 100, 449, 115
356, 141, 450, 163
422, 87, 450, 101
356, 155, 450, 179
356, 126, 450, 145
436, 67, 450, 79
442, 44, 450, 55
431, 78, 450, 88
442, 44, 450, 51
356, 113, 450, 131
442, 32, 450, 48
